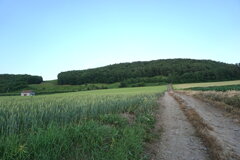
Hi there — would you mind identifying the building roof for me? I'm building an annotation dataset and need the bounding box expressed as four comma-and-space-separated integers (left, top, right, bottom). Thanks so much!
21, 90, 34, 93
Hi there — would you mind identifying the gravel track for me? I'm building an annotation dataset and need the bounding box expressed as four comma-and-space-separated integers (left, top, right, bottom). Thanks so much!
175, 92, 240, 160
153, 92, 210, 160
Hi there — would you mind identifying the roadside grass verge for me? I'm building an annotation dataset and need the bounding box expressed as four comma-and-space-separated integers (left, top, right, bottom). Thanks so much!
173, 80, 240, 120
181, 90, 240, 119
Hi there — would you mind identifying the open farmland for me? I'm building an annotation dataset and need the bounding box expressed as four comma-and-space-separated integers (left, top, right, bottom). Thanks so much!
173, 80, 240, 89
2, 81, 240, 160
0, 86, 166, 160
174, 80, 240, 111
184, 85, 240, 92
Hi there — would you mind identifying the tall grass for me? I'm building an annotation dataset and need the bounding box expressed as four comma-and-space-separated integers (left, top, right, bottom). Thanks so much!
0, 86, 166, 160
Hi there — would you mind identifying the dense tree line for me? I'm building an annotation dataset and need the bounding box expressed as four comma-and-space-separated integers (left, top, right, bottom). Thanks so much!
0, 74, 43, 93
119, 76, 168, 87
58, 59, 240, 85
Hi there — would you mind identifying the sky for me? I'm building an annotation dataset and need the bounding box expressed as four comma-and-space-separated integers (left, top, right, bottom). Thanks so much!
0, 0, 239, 80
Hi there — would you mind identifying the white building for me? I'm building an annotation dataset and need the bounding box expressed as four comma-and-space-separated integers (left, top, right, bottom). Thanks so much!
21, 90, 35, 96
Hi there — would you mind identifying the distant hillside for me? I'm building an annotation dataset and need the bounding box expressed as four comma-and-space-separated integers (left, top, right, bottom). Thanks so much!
0, 74, 43, 93
58, 59, 240, 85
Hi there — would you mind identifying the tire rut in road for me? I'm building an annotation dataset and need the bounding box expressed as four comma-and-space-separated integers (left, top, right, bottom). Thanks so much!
151, 92, 209, 160
175, 92, 240, 160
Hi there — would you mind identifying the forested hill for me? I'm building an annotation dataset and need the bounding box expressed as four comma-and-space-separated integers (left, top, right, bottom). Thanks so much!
0, 74, 43, 93
58, 59, 240, 85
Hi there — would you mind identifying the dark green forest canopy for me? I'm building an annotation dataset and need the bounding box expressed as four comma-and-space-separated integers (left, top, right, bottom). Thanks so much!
0, 74, 43, 93
58, 59, 240, 85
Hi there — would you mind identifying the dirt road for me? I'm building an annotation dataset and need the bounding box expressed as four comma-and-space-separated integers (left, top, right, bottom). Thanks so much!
175, 92, 240, 159
150, 90, 240, 160
153, 92, 210, 160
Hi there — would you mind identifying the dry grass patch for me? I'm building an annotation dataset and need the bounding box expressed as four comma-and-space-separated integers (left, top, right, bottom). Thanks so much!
174, 80, 240, 89
180, 90, 240, 122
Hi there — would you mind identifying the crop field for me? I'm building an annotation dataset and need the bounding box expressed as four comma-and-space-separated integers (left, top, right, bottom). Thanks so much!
0, 86, 166, 160
186, 84, 240, 92
0, 81, 121, 96
173, 80, 240, 89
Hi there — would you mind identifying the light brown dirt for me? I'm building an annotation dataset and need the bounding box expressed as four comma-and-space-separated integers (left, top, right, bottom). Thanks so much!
151, 92, 210, 160
175, 92, 240, 160
182, 90, 240, 122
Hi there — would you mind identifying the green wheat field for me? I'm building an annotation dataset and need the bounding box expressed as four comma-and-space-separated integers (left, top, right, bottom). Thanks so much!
0, 86, 166, 160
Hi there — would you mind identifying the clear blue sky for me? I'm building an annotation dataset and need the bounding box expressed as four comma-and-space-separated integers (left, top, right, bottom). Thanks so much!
0, 0, 239, 80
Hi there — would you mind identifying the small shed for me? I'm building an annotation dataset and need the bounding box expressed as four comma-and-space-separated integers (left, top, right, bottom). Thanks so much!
21, 90, 35, 96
